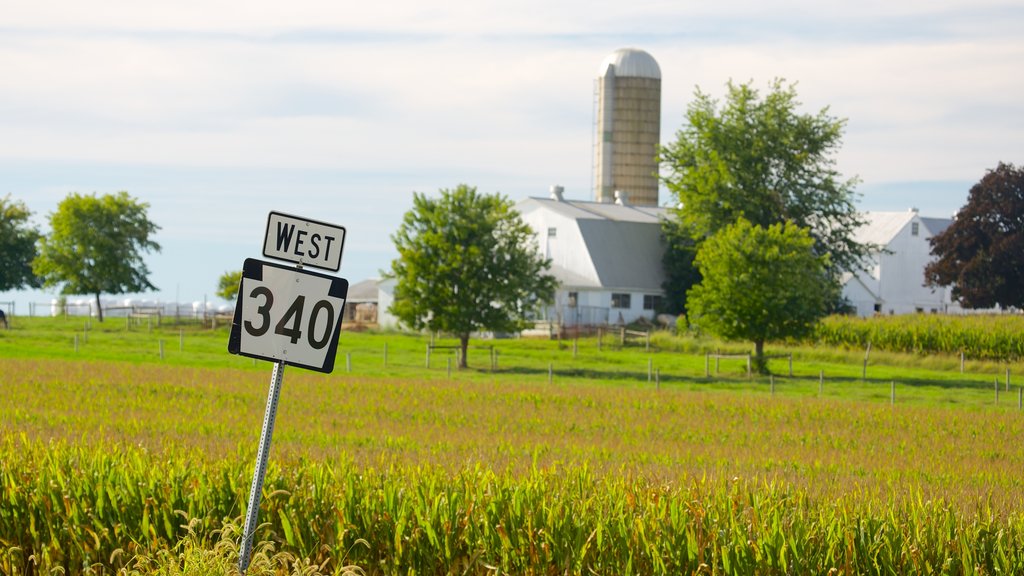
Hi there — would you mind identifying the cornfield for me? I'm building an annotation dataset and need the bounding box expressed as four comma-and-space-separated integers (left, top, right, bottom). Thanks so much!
3, 349, 1024, 575
3, 437, 1024, 575
816, 314, 1024, 361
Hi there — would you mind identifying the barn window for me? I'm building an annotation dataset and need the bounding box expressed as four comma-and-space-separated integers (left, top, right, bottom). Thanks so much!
548, 227, 557, 237
611, 293, 631, 309
911, 222, 919, 236
567, 292, 578, 308
643, 295, 662, 310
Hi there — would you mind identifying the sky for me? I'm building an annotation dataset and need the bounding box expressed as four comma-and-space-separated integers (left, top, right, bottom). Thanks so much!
2, 0, 1022, 311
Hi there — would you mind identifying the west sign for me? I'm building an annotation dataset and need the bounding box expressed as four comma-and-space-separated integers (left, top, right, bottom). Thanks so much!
263, 211, 346, 272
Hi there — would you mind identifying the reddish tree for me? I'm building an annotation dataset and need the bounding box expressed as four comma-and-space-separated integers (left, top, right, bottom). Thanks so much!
925, 162, 1024, 309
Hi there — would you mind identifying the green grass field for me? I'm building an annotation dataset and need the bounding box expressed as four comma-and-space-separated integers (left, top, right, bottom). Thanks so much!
2, 316, 1024, 575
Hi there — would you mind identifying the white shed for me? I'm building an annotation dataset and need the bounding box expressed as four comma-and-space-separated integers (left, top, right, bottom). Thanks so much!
517, 191, 668, 327
842, 210, 954, 316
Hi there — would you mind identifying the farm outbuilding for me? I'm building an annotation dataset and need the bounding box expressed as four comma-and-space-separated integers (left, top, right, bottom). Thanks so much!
517, 187, 669, 328
841, 209, 954, 316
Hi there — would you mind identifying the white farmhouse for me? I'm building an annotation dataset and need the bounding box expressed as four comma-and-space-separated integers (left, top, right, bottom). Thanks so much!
517, 188, 668, 327
842, 209, 954, 316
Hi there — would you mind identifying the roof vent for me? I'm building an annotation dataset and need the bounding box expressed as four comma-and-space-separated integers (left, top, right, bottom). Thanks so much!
550, 185, 565, 201
614, 190, 629, 205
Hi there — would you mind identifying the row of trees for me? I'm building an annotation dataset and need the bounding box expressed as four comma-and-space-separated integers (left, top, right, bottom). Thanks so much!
0, 192, 160, 321
657, 79, 1023, 372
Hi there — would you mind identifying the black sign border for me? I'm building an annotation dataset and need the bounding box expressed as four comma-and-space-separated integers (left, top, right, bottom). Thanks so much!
228, 258, 349, 373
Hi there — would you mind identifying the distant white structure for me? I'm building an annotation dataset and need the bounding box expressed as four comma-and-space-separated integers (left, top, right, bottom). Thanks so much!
593, 48, 662, 207
518, 187, 667, 327
842, 209, 954, 316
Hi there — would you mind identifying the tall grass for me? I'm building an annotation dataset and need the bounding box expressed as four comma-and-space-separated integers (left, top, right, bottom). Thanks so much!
3, 437, 1024, 576
817, 314, 1024, 361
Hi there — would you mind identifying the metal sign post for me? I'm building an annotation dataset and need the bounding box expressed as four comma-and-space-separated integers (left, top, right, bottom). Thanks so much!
230, 212, 348, 573
238, 360, 286, 572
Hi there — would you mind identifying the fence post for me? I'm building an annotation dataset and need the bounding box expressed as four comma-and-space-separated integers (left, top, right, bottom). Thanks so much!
770, 375, 775, 396
995, 379, 999, 404
863, 342, 871, 381
788, 354, 793, 377
597, 328, 602, 351
746, 354, 751, 379
74, 334, 79, 353
1019, 387, 1022, 411
179, 328, 184, 352
426, 345, 431, 369
704, 353, 710, 378
645, 331, 650, 352
548, 362, 553, 385
159, 340, 165, 360
819, 370, 823, 397
346, 352, 352, 373
573, 338, 578, 358
620, 327, 625, 346
383, 342, 388, 368
495, 350, 499, 370
648, 358, 653, 383
447, 358, 451, 379
1006, 368, 1011, 392
891, 381, 895, 406
960, 351, 965, 373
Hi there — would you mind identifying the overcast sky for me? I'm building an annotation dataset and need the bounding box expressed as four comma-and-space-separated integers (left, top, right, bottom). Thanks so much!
2, 0, 1022, 309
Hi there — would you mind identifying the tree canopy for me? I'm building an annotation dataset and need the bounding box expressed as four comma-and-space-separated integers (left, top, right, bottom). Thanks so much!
659, 79, 868, 276
0, 195, 41, 292
687, 219, 831, 373
387, 184, 557, 367
925, 162, 1024, 309
33, 192, 161, 321
217, 270, 243, 302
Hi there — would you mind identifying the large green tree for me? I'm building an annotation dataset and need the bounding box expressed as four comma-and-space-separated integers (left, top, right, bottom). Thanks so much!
388, 184, 557, 368
0, 195, 41, 291
925, 162, 1024, 309
659, 79, 868, 279
688, 219, 830, 373
33, 192, 161, 321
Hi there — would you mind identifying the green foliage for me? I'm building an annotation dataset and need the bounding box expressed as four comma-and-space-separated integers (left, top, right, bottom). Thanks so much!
33, 191, 161, 321
688, 219, 830, 372
659, 216, 701, 315
659, 79, 868, 276
926, 162, 1024, 309
0, 194, 41, 291
387, 184, 557, 367
217, 270, 243, 302
817, 313, 1024, 361
3, 437, 1024, 576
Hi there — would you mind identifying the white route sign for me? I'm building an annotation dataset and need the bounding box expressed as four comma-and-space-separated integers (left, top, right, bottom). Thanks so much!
228, 258, 349, 373
263, 211, 346, 272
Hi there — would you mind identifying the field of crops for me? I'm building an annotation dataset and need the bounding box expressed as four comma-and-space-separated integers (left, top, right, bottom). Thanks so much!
816, 313, 1024, 362
3, 317, 1024, 574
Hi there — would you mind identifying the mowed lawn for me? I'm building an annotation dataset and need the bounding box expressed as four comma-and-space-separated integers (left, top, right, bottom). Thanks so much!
2, 317, 1024, 574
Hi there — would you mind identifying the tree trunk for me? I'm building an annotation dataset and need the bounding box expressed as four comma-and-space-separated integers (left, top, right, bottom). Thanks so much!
753, 339, 767, 374
94, 293, 104, 322
459, 334, 469, 369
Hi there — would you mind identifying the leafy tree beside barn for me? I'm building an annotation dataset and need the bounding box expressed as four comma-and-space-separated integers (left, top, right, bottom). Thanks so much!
925, 162, 1024, 309
387, 184, 557, 368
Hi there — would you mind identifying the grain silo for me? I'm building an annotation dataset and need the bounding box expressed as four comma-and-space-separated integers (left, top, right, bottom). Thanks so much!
593, 48, 662, 207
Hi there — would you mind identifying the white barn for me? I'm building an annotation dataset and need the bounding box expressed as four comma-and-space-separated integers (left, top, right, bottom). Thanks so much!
842, 209, 954, 316
517, 189, 668, 327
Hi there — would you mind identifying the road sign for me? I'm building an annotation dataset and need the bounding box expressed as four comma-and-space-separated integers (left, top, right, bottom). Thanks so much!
262, 211, 346, 272
228, 258, 348, 373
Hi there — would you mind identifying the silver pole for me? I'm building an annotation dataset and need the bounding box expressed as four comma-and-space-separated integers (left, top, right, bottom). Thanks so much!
239, 361, 286, 573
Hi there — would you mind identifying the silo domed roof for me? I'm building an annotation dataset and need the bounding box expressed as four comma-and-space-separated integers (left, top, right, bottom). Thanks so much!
598, 48, 661, 79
